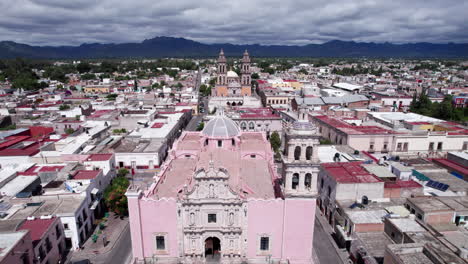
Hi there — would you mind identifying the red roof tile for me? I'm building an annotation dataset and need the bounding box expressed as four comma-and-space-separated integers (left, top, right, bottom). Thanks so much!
73, 170, 100, 180
384, 180, 422, 189
151, 123, 165, 128
322, 162, 382, 184
86, 153, 113, 161
18, 218, 56, 244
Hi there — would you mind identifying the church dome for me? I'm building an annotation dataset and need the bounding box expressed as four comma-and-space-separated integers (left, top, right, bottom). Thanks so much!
227, 70, 239, 78
202, 116, 240, 138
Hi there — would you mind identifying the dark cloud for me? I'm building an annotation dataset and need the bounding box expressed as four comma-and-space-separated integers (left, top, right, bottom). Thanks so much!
0, 0, 466, 46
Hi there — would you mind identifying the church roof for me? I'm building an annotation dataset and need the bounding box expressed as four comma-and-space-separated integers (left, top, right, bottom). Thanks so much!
202, 116, 240, 138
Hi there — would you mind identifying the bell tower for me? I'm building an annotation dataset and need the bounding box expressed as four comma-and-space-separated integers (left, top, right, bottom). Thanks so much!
282, 121, 321, 197
217, 49, 227, 86
240, 50, 252, 96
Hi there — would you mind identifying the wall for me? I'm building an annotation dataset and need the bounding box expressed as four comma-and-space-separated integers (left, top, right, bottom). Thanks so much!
138, 198, 179, 259
246, 199, 285, 261
246, 199, 316, 264
282, 199, 316, 264
0, 232, 34, 264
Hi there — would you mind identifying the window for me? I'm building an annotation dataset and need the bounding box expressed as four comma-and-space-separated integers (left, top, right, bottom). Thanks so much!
217, 140, 222, 147
292, 173, 299, 190
55, 225, 61, 239
369, 144, 374, 151
156, 236, 165, 250
305, 173, 312, 189
437, 142, 443, 151
403, 142, 408, 151
383, 144, 388, 150
417, 213, 423, 220
232, 138, 235, 146
260, 237, 269, 251
320, 178, 324, 189
249, 122, 255, 130
463, 142, 468, 151
240, 122, 247, 130
208, 214, 217, 223
250, 154, 256, 158
294, 146, 301, 161
305, 146, 313, 160
397, 143, 402, 151
429, 142, 434, 151
64, 223, 69, 230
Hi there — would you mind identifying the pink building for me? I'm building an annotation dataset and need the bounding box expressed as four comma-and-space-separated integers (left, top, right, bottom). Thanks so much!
127, 116, 318, 264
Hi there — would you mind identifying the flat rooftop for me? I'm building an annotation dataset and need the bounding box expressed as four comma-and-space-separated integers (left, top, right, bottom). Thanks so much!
0, 230, 29, 260
322, 162, 382, 184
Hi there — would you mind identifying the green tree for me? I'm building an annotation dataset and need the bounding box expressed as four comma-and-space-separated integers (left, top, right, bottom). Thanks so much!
76, 62, 91, 73
65, 128, 75, 135
103, 176, 130, 216
196, 122, 205, 131
117, 168, 129, 177
59, 104, 70, 111
251, 73, 259, 79
298, 68, 308, 75
269, 131, 281, 153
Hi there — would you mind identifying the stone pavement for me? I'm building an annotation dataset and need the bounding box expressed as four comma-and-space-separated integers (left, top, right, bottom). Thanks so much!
70, 212, 129, 262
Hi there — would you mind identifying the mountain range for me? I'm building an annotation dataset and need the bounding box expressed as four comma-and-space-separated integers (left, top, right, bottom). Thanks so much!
0, 36, 467, 59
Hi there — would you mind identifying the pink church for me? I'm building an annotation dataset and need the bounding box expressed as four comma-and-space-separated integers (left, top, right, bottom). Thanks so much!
127, 116, 319, 264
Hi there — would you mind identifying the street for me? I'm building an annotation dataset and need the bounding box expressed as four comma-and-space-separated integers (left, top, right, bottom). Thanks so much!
313, 211, 348, 264
104, 225, 132, 264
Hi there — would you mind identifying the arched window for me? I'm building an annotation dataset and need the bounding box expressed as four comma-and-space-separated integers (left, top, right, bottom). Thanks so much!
327, 186, 331, 198
248, 122, 255, 130
231, 138, 235, 146
305, 173, 312, 189
292, 173, 299, 190
306, 146, 313, 160
240, 122, 247, 130
294, 146, 301, 161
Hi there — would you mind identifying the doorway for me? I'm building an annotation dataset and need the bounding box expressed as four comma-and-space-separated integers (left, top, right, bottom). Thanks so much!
205, 237, 221, 258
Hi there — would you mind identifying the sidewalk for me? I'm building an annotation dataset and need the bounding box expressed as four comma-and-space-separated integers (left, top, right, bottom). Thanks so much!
315, 210, 349, 264
71, 212, 129, 261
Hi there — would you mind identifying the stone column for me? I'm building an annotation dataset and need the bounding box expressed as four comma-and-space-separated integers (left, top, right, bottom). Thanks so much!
300, 144, 307, 161
285, 172, 292, 191
299, 172, 305, 191
312, 145, 319, 163
288, 145, 294, 162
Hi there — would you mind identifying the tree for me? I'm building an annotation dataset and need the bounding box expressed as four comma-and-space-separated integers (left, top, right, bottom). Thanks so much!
196, 122, 205, 131
65, 128, 75, 135
76, 62, 91, 73
298, 68, 308, 75
117, 168, 129, 177
251, 73, 259, 79
103, 176, 130, 216
59, 104, 70, 111
269, 131, 281, 153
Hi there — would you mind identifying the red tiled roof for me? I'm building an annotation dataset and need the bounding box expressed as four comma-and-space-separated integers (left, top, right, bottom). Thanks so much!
18, 218, 56, 244
151, 123, 165, 128
432, 158, 468, 177
384, 180, 422, 189
73, 170, 100, 180
86, 153, 113, 161
29, 126, 54, 138
314, 116, 395, 135
322, 162, 382, 184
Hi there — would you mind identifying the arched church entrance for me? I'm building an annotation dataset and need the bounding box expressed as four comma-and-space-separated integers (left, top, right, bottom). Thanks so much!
205, 237, 221, 259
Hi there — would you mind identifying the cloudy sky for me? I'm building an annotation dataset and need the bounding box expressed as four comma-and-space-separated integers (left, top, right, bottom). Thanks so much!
0, 0, 466, 46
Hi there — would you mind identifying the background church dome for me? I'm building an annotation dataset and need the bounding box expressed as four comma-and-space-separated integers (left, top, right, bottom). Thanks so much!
202, 116, 240, 138
226, 70, 239, 78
